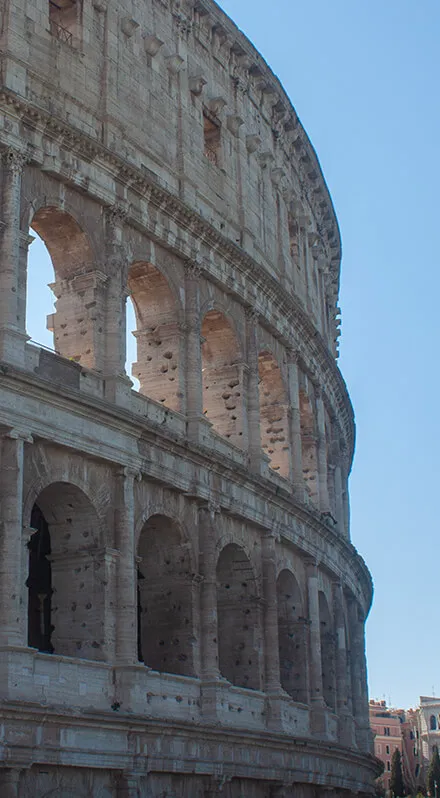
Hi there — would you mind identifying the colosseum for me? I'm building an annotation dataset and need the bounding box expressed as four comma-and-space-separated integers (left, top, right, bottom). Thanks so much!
0, 0, 379, 796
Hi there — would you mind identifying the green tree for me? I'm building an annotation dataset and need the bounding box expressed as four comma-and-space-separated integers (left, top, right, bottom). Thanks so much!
428, 747, 440, 796
390, 748, 405, 797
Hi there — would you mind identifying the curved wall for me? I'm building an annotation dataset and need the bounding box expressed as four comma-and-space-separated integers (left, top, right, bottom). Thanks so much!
0, 1, 379, 796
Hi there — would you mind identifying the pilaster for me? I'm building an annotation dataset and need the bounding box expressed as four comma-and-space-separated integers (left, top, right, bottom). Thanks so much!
185, 260, 203, 442
0, 428, 33, 647
114, 468, 139, 665
0, 769, 22, 798
333, 580, 355, 747
245, 307, 262, 473
315, 387, 330, 512
287, 348, 305, 499
0, 148, 30, 366
306, 560, 327, 735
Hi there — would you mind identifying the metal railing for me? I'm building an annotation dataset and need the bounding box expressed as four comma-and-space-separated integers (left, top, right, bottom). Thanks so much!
50, 19, 73, 46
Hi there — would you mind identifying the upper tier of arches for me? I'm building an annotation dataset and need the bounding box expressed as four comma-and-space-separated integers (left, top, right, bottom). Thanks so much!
5, 0, 342, 355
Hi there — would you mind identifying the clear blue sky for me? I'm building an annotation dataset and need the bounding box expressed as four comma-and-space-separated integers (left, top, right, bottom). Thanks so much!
27, 0, 440, 710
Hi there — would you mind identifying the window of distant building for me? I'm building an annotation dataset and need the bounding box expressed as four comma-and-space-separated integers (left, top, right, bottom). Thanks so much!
384, 727, 390, 736
49, 0, 78, 46
387, 761, 391, 771
409, 731, 414, 740
203, 111, 221, 166
430, 715, 437, 731
386, 745, 390, 755
415, 765, 420, 777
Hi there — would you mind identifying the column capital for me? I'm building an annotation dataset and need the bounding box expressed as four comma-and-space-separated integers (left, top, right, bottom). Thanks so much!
305, 556, 320, 575
286, 346, 300, 365
116, 466, 142, 482
1, 147, 29, 174
0, 427, 33, 444
198, 499, 221, 519
104, 202, 130, 228
244, 305, 260, 324
184, 256, 203, 279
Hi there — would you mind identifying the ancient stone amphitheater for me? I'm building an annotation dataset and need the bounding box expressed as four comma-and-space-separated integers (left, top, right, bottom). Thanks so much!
0, 1, 379, 796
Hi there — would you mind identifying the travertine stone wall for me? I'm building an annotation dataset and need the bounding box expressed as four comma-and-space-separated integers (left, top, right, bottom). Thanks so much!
0, 0, 378, 795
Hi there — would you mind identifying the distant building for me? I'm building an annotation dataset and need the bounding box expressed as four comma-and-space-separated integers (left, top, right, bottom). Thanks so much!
419, 697, 440, 782
369, 697, 440, 794
369, 700, 403, 793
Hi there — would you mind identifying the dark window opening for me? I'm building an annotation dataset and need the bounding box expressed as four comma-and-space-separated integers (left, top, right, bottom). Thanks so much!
203, 111, 221, 166
49, 0, 78, 46
27, 504, 53, 653
431, 714, 437, 731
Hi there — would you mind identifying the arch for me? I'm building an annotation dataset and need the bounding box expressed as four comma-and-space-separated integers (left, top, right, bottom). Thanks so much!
27, 482, 105, 661
128, 262, 183, 411
430, 714, 437, 731
258, 350, 290, 476
137, 514, 196, 676
319, 590, 336, 711
300, 387, 319, 503
216, 543, 261, 690
276, 569, 307, 703
28, 206, 100, 369
201, 310, 244, 447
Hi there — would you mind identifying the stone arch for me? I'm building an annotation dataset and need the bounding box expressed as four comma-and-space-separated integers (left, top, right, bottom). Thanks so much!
27, 481, 106, 661
216, 542, 261, 690
300, 387, 319, 503
201, 309, 244, 447
319, 590, 336, 711
128, 261, 183, 411
137, 514, 196, 676
276, 569, 308, 703
258, 350, 290, 476
27, 205, 101, 369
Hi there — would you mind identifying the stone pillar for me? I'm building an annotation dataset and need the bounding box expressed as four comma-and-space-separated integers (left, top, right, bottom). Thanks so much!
332, 432, 346, 538
0, 769, 22, 797
114, 468, 138, 664
306, 561, 324, 705
0, 148, 29, 366
333, 581, 355, 747
287, 349, 304, 499
50, 270, 109, 370
198, 503, 220, 680
185, 261, 203, 442
315, 388, 330, 512
347, 596, 371, 752
0, 429, 32, 647
103, 204, 132, 399
262, 532, 281, 694
17, 232, 35, 336
245, 308, 262, 473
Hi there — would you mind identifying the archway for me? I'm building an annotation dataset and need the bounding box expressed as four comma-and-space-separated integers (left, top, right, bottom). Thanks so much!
300, 388, 319, 503
129, 262, 182, 411
319, 591, 336, 711
201, 310, 244, 447
258, 351, 290, 476
216, 543, 261, 690
27, 482, 104, 660
26, 233, 56, 351
28, 207, 98, 369
276, 569, 307, 703
137, 515, 195, 676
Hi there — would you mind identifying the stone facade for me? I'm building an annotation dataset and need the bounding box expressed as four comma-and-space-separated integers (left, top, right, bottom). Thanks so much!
0, 0, 380, 795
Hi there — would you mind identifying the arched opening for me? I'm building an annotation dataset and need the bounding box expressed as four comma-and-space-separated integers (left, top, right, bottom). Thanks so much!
201, 310, 244, 447
28, 207, 98, 369
129, 262, 182, 411
137, 515, 195, 676
26, 233, 56, 351
276, 569, 307, 703
27, 503, 53, 653
319, 591, 336, 711
216, 543, 261, 690
258, 351, 290, 476
125, 295, 140, 391
430, 715, 437, 731
27, 482, 104, 660
300, 388, 319, 503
